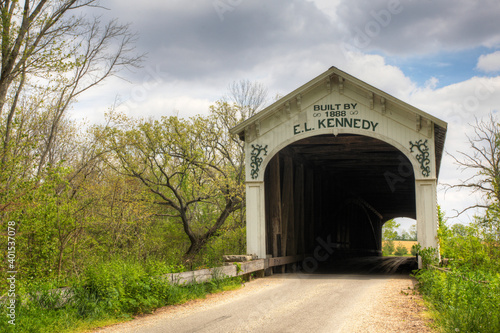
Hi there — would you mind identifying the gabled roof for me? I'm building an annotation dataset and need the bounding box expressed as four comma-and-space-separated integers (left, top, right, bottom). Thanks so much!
230, 66, 448, 177
231, 66, 447, 135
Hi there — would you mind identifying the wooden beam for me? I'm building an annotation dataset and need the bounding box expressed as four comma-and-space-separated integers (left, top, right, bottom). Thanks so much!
282, 155, 294, 257
304, 167, 315, 253
165, 260, 266, 285
268, 154, 282, 259
268, 255, 305, 267
283, 158, 297, 256
294, 163, 305, 254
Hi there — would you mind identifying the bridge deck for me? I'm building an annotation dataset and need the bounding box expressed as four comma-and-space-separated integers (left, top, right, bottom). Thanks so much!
315, 256, 418, 275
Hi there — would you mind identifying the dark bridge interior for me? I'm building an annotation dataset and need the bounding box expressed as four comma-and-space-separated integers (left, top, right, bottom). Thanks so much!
264, 134, 416, 261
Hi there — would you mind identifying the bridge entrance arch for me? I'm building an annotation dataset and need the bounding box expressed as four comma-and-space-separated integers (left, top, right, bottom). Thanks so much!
230, 67, 447, 268
262, 134, 416, 260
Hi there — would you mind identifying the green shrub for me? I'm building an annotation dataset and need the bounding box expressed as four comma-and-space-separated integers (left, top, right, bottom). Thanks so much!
394, 245, 408, 256
410, 244, 418, 256
75, 258, 182, 316
413, 244, 439, 268
0, 280, 81, 333
382, 240, 395, 256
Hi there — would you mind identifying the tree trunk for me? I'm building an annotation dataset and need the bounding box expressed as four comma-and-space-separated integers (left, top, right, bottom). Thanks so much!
183, 199, 239, 257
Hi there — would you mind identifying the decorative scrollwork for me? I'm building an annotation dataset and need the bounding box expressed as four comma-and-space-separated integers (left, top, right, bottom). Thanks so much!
250, 144, 268, 179
409, 139, 431, 177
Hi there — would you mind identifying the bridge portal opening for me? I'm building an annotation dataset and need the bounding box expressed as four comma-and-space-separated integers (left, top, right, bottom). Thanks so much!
263, 134, 416, 262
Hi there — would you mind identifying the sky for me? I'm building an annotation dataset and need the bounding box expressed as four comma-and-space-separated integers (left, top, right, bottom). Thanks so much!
73, 0, 500, 231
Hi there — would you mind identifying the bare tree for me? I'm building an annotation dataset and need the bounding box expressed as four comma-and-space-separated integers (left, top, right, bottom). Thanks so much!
226, 79, 268, 119
34, 18, 142, 176
0, 0, 142, 175
447, 114, 500, 216
1, 0, 96, 116
0, 0, 142, 217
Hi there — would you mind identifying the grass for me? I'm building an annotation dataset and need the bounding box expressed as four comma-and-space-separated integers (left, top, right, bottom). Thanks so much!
0, 259, 243, 333
415, 267, 500, 333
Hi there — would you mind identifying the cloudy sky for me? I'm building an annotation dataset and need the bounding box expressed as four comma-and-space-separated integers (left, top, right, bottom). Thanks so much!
74, 0, 500, 228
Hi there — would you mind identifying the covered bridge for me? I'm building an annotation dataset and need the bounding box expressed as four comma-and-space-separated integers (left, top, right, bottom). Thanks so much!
230, 67, 447, 267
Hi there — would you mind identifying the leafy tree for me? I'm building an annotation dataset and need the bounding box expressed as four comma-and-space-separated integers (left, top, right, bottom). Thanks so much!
225, 79, 268, 119
408, 224, 417, 240
451, 223, 468, 237
105, 102, 246, 256
382, 219, 400, 240
437, 204, 499, 272
399, 230, 410, 240
1, 1, 141, 168
0, 0, 141, 187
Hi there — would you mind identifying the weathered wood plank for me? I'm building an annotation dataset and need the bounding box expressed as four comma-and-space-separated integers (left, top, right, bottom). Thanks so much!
268, 255, 305, 267
237, 259, 266, 274
304, 167, 315, 253
163, 260, 266, 285
281, 154, 293, 257
294, 162, 305, 255
283, 156, 295, 257
223, 255, 255, 262
268, 154, 282, 259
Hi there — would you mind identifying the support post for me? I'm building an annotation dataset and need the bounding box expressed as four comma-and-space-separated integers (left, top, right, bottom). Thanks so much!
415, 179, 439, 268
246, 182, 266, 259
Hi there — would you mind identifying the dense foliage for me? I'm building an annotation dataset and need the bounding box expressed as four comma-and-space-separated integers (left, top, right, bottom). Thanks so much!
0, 258, 242, 333
0, 106, 248, 286
414, 113, 500, 332
0, 3, 250, 331
415, 209, 500, 332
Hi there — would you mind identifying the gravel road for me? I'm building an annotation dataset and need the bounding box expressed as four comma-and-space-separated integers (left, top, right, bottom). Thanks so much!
91, 263, 431, 333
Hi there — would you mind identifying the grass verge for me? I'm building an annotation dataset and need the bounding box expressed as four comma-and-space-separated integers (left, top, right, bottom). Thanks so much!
415, 268, 500, 333
0, 259, 243, 333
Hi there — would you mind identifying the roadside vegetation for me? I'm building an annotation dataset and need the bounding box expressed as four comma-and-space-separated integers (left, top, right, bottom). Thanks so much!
0, 258, 243, 333
415, 115, 500, 333
0, 2, 262, 332
415, 209, 500, 333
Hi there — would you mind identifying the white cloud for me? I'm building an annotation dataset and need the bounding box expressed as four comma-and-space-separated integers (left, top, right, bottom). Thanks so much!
342, 53, 416, 98
477, 51, 500, 72
424, 77, 439, 89
408, 76, 500, 125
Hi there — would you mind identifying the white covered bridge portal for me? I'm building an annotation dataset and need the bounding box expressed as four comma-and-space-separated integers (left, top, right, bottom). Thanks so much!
230, 67, 447, 268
